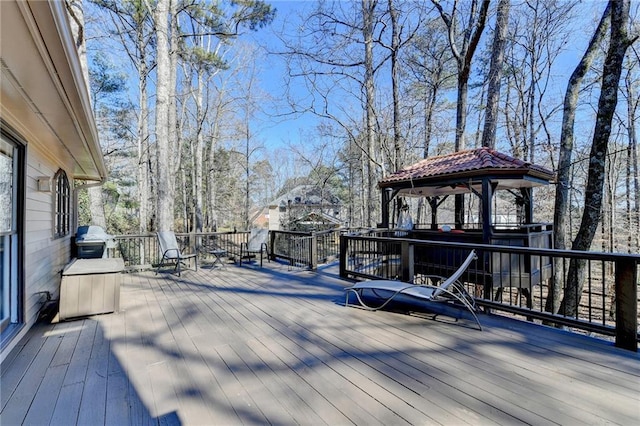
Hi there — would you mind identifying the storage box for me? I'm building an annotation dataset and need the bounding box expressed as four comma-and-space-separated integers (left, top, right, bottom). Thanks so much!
59, 258, 125, 320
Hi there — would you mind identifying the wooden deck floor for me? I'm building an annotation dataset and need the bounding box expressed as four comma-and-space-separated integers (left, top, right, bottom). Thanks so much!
2, 260, 639, 425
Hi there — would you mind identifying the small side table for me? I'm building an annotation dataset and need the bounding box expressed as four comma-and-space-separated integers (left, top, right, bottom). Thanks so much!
209, 249, 227, 268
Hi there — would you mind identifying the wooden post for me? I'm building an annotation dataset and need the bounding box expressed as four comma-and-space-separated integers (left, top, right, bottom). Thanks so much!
615, 259, 638, 351
400, 240, 414, 283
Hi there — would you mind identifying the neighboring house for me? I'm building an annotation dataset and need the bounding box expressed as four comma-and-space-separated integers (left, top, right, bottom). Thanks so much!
267, 185, 344, 231
1, 1, 106, 363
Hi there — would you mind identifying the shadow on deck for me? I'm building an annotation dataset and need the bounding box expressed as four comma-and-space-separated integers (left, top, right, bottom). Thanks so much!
2, 260, 639, 425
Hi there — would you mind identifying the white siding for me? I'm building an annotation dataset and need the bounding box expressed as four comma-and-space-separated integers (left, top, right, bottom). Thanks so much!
1, 145, 75, 363
25, 146, 75, 321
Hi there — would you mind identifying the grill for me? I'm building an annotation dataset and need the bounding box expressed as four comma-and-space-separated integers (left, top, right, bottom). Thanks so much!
75, 225, 112, 259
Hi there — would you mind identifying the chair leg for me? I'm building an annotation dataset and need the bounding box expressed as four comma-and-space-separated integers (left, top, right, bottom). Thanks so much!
156, 255, 166, 275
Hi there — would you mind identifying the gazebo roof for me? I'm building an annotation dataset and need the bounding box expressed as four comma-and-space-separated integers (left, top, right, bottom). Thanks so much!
379, 148, 554, 197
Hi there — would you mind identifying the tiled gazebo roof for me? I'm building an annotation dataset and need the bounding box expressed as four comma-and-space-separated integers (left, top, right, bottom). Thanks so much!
379, 147, 554, 189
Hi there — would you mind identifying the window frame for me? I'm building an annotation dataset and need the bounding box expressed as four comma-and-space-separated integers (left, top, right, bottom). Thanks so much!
0, 127, 24, 335
53, 169, 70, 239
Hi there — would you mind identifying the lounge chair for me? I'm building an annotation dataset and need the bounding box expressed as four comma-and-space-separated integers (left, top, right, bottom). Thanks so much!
240, 228, 269, 267
344, 250, 481, 330
156, 231, 198, 276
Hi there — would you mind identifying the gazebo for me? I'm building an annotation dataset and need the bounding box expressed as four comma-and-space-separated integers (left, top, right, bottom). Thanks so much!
378, 148, 556, 303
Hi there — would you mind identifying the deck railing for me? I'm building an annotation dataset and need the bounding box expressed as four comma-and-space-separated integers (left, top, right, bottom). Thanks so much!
107, 232, 249, 269
108, 229, 342, 271
107, 230, 638, 350
339, 234, 639, 351
269, 229, 341, 269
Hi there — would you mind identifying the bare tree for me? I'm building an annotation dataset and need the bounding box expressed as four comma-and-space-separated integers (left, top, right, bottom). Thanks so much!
180, 11, 229, 233
66, 0, 109, 229
481, 0, 509, 149
274, 1, 385, 226
362, 0, 377, 226
560, 0, 636, 317
153, 0, 173, 232
622, 48, 640, 253
432, 0, 489, 151
502, 0, 575, 165
432, 0, 489, 228
546, 3, 611, 314
404, 19, 456, 159
90, 0, 156, 233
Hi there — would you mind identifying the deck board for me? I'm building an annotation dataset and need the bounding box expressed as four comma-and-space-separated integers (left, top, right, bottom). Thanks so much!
2, 260, 639, 425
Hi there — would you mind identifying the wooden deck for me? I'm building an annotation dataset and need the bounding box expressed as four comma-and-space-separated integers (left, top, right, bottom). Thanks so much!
2, 260, 639, 425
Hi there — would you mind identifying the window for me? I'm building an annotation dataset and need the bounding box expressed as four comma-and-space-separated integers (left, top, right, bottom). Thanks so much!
54, 169, 70, 238
0, 130, 23, 334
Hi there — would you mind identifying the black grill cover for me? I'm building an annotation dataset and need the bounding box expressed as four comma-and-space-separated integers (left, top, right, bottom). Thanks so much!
75, 226, 112, 258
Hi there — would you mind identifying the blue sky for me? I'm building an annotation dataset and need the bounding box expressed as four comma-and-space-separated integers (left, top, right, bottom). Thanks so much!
246, 1, 323, 150
247, 0, 608, 156
87, 0, 632, 170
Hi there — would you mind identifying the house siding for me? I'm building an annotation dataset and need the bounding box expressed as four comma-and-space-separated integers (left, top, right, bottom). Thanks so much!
1, 0, 105, 365
25, 146, 75, 321
0, 145, 74, 363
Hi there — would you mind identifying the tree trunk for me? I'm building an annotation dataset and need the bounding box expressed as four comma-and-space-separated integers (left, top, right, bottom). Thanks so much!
423, 82, 437, 159
154, 0, 172, 231
388, 0, 402, 171
560, 0, 632, 317
363, 0, 377, 227
168, 0, 179, 225
625, 69, 640, 252
88, 186, 107, 228
433, 0, 489, 229
547, 3, 611, 314
137, 52, 149, 233
482, 0, 510, 149
194, 70, 204, 232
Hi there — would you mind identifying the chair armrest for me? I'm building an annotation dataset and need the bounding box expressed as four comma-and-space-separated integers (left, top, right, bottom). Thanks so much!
162, 248, 181, 258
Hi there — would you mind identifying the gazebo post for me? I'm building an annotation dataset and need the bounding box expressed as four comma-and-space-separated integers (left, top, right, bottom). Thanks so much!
455, 195, 465, 230
380, 188, 392, 228
481, 179, 493, 244
428, 197, 439, 230
521, 188, 533, 224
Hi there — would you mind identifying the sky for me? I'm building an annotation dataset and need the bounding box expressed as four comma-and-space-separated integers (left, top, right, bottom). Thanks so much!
87, 0, 634, 171
245, 0, 619, 155
245, 1, 323, 150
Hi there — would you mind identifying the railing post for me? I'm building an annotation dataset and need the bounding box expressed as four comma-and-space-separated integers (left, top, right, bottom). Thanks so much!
339, 235, 348, 279
400, 240, 414, 283
310, 233, 318, 270
615, 259, 638, 351
269, 230, 276, 261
